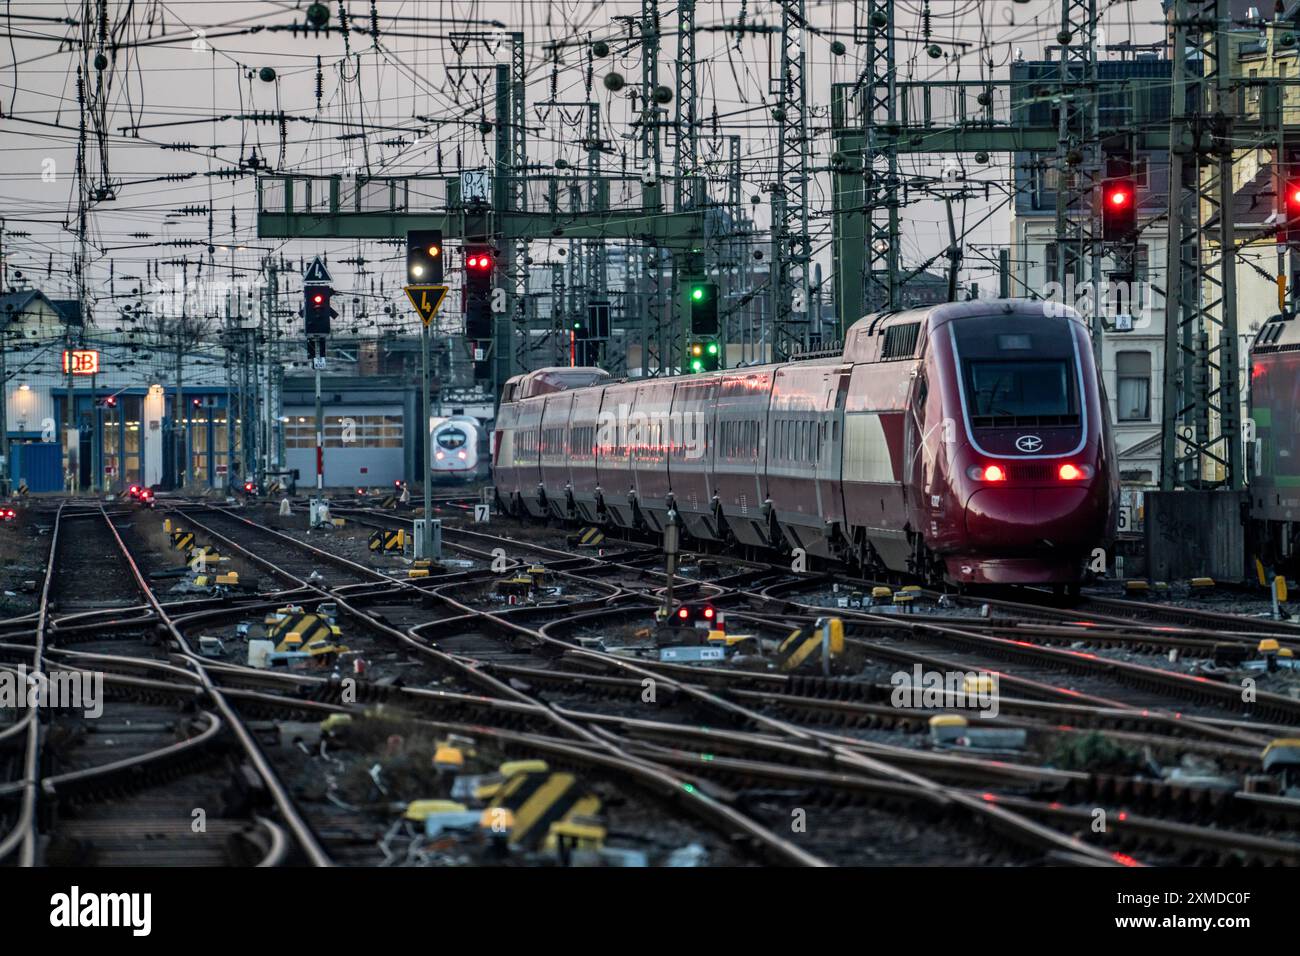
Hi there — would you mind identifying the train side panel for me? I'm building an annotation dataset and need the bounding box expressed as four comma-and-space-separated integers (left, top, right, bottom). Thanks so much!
492, 377, 523, 508
596, 381, 638, 528
714, 369, 776, 546
539, 391, 575, 518
669, 375, 720, 540
514, 396, 547, 517
768, 361, 843, 558
630, 379, 677, 532
841, 360, 916, 572
568, 385, 605, 523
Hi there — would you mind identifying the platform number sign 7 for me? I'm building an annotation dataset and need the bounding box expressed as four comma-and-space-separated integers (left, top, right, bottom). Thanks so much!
474, 503, 490, 523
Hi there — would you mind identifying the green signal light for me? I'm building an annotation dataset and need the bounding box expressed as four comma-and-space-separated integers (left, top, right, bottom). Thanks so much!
707, 342, 718, 355
691, 359, 703, 371
691, 287, 704, 301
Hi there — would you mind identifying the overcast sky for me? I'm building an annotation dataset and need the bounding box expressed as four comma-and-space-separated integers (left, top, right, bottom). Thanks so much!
0, 0, 1167, 336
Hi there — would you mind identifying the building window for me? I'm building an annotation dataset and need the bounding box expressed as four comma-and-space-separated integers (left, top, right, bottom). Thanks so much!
1116, 351, 1151, 422
284, 413, 403, 448
1131, 155, 1149, 189
1044, 242, 1083, 285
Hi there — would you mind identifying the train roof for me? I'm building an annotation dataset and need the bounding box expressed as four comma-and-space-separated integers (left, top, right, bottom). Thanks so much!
842, 299, 1084, 363
502, 300, 1086, 404
1253, 313, 1300, 354
512, 366, 610, 399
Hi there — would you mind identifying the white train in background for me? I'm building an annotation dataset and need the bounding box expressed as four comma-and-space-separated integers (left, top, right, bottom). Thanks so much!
429, 415, 488, 483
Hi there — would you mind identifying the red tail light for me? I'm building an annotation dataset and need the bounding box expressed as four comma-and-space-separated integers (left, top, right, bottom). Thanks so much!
677, 607, 689, 619
703, 607, 715, 620
1057, 463, 1094, 480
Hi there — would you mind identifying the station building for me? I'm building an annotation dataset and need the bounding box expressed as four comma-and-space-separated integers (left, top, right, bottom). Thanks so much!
0, 289, 493, 493
0, 290, 236, 491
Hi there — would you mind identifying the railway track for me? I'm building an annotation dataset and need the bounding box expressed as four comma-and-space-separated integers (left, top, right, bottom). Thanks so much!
159, 509, 1138, 868
0, 504, 328, 867
4, 497, 1297, 867
320, 504, 1300, 863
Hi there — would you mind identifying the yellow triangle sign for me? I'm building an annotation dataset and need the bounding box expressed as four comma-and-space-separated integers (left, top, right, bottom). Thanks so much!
405, 285, 449, 327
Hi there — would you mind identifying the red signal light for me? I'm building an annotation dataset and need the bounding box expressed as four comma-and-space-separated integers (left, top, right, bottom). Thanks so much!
1287, 181, 1300, 215
1107, 188, 1130, 208
312, 293, 324, 305
677, 607, 689, 619
703, 607, 715, 619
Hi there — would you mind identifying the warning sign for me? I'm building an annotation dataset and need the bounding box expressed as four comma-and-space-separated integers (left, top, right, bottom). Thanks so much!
405, 285, 449, 327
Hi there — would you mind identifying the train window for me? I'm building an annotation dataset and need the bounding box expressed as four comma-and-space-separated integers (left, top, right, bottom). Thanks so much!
954, 317, 1079, 425
997, 334, 1033, 350
966, 360, 1074, 419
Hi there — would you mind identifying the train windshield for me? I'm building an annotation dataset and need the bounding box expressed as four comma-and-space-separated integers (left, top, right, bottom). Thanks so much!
952, 318, 1079, 426
436, 427, 469, 450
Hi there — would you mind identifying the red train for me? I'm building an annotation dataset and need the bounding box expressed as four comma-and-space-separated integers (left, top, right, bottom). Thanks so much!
494, 300, 1118, 591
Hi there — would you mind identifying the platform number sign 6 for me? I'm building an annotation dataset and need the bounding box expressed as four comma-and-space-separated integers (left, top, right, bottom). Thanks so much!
474, 503, 490, 523
1117, 506, 1132, 533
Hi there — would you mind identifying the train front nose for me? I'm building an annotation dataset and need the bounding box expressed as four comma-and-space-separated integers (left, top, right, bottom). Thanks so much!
964, 484, 1101, 551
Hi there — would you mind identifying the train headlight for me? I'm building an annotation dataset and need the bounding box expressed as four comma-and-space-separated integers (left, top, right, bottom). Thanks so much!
435, 451, 445, 461
1058, 463, 1094, 480
967, 464, 1007, 482
457, 450, 467, 460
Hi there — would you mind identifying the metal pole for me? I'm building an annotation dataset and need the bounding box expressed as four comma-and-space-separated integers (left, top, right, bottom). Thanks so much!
421, 320, 431, 527
0, 331, 8, 493
314, 342, 323, 492
91, 369, 99, 494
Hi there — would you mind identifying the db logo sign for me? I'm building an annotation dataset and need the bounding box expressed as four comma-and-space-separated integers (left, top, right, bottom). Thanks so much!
62, 350, 100, 375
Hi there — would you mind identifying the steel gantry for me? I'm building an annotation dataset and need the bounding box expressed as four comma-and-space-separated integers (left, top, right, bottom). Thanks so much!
1160, 0, 1244, 490
1053, 0, 1104, 358
770, 0, 812, 359
860, 0, 899, 319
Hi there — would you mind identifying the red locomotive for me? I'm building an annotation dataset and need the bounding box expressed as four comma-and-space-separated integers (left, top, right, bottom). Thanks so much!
494, 300, 1118, 592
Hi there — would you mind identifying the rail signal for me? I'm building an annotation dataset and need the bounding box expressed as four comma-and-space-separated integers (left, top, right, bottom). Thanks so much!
1101, 178, 1136, 242
304, 286, 336, 336
464, 244, 494, 342
406, 229, 443, 283
687, 339, 722, 373
1283, 179, 1300, 244
686, 281, 718, 334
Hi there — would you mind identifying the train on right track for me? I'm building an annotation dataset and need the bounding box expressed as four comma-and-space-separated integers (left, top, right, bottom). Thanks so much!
493, 299, 1118, 595
488, 299, 1300, 588
1248, 311, 1300, 573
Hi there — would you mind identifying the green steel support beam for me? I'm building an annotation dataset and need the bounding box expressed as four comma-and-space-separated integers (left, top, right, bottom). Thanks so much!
258, 206, 706, 246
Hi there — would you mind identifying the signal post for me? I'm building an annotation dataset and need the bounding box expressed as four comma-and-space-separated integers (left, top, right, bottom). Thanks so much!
405, 229, 448, 559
